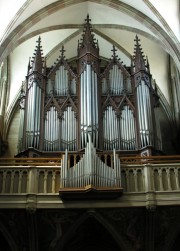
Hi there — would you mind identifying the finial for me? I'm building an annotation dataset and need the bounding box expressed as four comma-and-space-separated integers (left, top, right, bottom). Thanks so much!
111, 45, 118, 58
134, 34, 140, 45
85, 14, 91, 24
60, 45, 66, 59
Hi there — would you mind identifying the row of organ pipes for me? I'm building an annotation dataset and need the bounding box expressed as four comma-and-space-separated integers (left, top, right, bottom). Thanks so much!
46, 69, 76, 96
102, 65, 132, 95
44, 106, 60, 151
44, 106, 77, 151
103, 106, 136, 150
19, 60, 161, 151
109, 65, 125, 94
54, 65, 68, 95
120, 106, 136, 150
60, 135, 121, 189
18, 62, 160, 152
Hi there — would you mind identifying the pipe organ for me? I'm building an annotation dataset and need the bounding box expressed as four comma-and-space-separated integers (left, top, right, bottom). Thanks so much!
18, 16, 161, 159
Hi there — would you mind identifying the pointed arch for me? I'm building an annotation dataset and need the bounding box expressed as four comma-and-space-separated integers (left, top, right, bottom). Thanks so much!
53, 210, 131, 251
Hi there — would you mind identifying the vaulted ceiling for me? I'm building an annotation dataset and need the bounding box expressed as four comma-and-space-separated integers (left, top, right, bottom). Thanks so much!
0, 0, 179, 106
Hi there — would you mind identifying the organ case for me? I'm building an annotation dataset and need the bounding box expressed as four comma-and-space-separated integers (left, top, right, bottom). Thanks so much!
17, 16, 161, 158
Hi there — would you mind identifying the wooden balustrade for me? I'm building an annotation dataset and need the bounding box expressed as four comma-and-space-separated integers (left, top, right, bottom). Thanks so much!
0, 156, 180, 194
0, 166, 60, 194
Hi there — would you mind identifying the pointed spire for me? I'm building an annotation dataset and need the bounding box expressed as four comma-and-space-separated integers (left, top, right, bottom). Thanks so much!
133, 35, 147, 73
31, 36, 44, 73
78, 14, 99, 57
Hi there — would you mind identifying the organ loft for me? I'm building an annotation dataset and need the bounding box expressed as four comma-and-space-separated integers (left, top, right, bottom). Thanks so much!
16, 15, 165, 196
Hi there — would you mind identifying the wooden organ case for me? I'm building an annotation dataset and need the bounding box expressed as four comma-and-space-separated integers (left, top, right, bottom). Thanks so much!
17, 15, 161, 199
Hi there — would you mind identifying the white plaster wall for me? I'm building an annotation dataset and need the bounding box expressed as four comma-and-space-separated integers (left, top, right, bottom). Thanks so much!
0, 0, 26, 39
150, 0, 180, 39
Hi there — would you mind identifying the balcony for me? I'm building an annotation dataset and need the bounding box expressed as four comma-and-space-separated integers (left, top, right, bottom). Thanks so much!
0, 155, 180, 210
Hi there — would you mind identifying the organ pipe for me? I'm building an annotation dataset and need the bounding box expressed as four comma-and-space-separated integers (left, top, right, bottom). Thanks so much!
25, 81, 41, 149
137, 80, 154, 147
18, 106, 25, 152
103, 106, 120, 150
80, 64, 99, 148
61, 106, 76, 151
119, 106, 136, 150
44, 106, 60, 151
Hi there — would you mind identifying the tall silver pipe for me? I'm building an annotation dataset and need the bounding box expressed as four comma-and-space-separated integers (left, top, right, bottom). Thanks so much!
127, 107, 130, 149
137, 85, 144, 146
141, 82, 149, 144
146, 84, 153, 144
28, 87, 33, 146
30, 84, 35, 146
84, 69, 87, 146
95, 72, 98, 147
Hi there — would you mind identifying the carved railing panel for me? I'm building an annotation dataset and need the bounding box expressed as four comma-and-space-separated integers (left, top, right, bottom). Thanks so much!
0, 157, 180, 194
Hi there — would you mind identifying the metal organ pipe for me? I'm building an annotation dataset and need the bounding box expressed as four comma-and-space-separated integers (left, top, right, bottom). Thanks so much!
61, 107, 76, 150
25, 81, 41, 149
119, 106, 136, 150
103, 106, 121, 150
145, 83, 153, 144
60, 139, 121, 189
87, 64, 91, 126
110, 65, 124, 95
18, 107, 24, 152
80, 64, 99, 148
44, 107, 60, 151
137, 80, 153, 147
137, 85, 144, 146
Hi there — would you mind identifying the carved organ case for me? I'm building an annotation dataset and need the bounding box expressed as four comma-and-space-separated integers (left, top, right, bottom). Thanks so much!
18, 16, 161, 157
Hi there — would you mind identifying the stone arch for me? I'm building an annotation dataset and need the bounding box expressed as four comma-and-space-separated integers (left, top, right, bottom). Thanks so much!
52, 209, 131, 251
